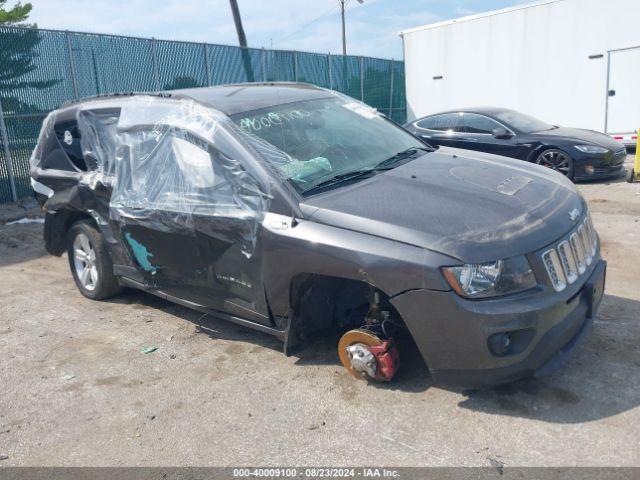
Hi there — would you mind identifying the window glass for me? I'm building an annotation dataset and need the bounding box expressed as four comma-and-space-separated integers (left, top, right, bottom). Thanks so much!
53, 120, 87, 171
416, 114, 461, 132
232, 98, 425, 194
460, 113, 501, 134
492, 110, 553, 133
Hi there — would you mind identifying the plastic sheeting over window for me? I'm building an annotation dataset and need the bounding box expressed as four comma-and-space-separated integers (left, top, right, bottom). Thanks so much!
109, 97, 271, 256
29, 112, 58, 171
78, 109, 120, 179
31, 95, 273, 257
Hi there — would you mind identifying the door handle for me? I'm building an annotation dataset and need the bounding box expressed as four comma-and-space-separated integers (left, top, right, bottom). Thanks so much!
608, 90, 616, 97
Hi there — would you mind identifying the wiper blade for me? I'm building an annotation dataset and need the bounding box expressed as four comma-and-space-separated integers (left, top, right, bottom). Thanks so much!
374, 147, 431, 170
302, 147, 431, 195
303, 169, 376, 195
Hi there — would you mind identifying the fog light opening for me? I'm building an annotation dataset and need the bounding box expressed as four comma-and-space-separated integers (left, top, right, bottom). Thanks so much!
585, 165, 595, 175
488, 333, 512, 356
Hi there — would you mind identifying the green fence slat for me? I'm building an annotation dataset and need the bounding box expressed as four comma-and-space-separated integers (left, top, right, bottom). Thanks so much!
155, 40, 209, 90
0, 123, 12, 203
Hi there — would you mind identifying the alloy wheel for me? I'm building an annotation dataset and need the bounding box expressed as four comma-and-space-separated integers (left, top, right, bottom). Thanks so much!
73, 233, 98, 291
536, 150, 572, 176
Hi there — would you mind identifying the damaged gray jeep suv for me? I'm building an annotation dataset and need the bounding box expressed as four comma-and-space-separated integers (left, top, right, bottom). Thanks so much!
29, 83, 606, 388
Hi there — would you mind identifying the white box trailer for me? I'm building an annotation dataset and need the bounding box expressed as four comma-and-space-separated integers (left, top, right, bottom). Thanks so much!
400, 0, 640, 145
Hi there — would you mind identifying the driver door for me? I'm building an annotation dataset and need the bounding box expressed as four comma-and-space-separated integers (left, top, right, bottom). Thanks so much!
110, 118, 271, 324
456, 113, 525, 160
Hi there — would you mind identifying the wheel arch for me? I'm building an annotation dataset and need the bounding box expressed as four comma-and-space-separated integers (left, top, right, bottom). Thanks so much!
283, 273, 405, 345
44, 210, 96, 256
528, 145, 576, 179
45, 208, 128, 264
526, 143, 565, 163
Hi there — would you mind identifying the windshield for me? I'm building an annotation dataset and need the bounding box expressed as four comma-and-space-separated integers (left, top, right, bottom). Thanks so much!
492, 110, 554, 133
231, 97, 427, 194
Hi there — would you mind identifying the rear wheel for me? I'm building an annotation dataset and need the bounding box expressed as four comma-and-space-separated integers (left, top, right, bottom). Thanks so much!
67, 220, 122, 300
535, 148, 575, 180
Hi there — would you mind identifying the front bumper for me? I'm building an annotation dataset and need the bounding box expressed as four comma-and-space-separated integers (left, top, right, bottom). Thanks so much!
574, 150, 627, 180
391, 260, 606, 389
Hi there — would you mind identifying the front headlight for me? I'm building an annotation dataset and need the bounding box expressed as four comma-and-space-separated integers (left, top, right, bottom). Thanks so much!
574, 145, 608, 154
442, 256, 537, 299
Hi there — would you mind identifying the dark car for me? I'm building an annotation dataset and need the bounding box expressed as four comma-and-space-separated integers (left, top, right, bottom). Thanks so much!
405, 107, 627, 181
29, 83, 605, 388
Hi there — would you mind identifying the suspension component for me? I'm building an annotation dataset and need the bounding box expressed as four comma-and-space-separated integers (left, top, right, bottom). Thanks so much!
338, 329, 400, 382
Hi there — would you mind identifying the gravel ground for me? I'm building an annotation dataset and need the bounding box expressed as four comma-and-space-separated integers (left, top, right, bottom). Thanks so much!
0, 158, 639, 467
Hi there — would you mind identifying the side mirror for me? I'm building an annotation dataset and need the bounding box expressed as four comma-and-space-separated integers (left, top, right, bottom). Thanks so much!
492, 127, 513, 139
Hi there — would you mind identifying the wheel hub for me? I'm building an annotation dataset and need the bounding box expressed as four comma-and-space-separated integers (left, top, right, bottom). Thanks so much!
345, 343, 377, 378
73, 233, 98, 291
338, 329, 400, 382
538, 150, 571, 176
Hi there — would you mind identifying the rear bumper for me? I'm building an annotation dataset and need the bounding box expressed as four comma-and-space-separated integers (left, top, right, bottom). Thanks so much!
391, 260, 606, 389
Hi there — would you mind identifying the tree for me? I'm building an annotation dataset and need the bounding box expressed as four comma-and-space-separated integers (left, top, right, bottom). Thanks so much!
0, 1, 34, 26
0, 1, 58, 114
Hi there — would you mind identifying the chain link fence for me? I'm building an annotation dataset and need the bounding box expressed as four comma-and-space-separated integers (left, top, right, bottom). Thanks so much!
0, 26, 406, 204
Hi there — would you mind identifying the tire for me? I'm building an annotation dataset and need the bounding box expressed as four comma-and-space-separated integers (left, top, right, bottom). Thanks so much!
67, 220, 122, 300
627, 168, 635, 183
535, 148, 575, 181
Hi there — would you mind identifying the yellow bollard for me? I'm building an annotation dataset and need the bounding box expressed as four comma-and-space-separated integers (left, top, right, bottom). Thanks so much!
628, 129, 640, 182
636, 129, 640, 176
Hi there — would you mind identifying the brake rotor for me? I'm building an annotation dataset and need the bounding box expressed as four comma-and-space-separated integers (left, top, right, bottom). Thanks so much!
338, 329, 384, 381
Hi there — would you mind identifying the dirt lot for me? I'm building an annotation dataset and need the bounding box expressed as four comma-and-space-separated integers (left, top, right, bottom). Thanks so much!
1, 159, 639, 467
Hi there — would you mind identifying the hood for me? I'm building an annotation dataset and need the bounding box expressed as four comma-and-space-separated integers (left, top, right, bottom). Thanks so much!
300, 148, 585, 264
533, 127, 624, 151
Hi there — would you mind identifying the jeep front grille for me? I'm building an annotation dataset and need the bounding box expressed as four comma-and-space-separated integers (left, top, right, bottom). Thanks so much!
542, 215, 598, 292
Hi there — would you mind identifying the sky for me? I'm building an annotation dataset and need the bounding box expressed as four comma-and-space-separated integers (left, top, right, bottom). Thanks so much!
25, 0, 529, 59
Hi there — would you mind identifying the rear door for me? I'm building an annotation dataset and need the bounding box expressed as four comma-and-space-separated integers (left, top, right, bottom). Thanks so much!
412, 113, 466, 148
607, 47, 640, 134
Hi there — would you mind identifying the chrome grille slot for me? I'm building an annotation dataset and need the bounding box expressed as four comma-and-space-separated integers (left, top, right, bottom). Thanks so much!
541, 215, 598, 292
570, 232, 587, 274
585, 216, 597, 256
542, 249, 566, 292
578, 225, 593, 266
557, 241, 578, 284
